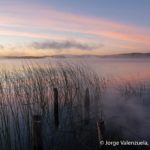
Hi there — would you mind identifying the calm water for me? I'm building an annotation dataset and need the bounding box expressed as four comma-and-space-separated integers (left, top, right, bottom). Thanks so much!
0, 57, 150, 145
1, 57, 150, 81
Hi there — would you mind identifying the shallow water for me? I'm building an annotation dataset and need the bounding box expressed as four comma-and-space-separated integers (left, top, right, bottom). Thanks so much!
1, 57, 150, 82
0, 57, 150, 148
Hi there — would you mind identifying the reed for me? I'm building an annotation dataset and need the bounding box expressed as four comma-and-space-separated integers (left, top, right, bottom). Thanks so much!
0, 63, 103, 150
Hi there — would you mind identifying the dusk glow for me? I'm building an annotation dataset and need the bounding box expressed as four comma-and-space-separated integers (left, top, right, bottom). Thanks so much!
0, 0, 150, 56
0, 2, 150, 150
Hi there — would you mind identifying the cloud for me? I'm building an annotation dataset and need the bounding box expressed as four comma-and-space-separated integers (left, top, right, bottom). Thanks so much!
30, 40, 102, 51
0, 4, 150, 45
0, 3, 150, 55
0, 45, 4, 49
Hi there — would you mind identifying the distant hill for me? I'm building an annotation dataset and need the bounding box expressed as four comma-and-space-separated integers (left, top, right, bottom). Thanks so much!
65, 53, 150, 58
1, 53, 150, 59
0, 56, 48, 59
0, 55, 66, 59
55, 53, 150, 58
100, 53, 150, 58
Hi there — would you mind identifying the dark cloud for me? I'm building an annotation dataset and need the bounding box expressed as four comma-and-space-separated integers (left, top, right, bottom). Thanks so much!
30, 40, 102, 51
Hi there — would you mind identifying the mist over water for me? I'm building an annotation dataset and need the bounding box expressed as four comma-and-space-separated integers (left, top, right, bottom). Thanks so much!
0, 57, 150, 145
1, 57, 150, 81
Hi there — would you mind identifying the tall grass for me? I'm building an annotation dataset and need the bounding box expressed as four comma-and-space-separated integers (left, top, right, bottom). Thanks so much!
0, 63, 103, 150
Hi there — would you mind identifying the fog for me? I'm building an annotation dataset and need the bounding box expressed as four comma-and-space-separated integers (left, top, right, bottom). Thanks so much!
0, 57, 150, 144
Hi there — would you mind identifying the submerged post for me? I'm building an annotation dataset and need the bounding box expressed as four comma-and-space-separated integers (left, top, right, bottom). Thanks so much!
97, 120, 106, 150
54, 88, 59, 128
32, 115, 42, 150
84, 88, 90, 124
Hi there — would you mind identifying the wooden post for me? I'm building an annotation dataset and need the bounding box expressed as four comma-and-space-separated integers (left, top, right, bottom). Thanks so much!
84, 88, 90, 124
97, 120, 106, 150
32, 115, 42, 150
54, 88, 59, 128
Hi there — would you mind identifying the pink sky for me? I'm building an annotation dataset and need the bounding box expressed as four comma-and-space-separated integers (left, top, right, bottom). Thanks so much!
0, 3, 149, 56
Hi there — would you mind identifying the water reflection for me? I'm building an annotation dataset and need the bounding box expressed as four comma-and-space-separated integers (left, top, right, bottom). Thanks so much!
0, 57, 150, 149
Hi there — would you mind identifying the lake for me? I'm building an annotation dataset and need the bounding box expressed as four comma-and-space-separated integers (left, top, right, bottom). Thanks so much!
1, 57, 150, 82
0, 57, 150, 149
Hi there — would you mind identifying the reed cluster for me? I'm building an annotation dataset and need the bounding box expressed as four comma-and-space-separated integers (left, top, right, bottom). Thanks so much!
0, 63, 103, 150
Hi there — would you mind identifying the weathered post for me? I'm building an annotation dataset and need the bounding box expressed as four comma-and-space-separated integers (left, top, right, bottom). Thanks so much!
97, 120, 106, 150
32, 115, 42, 150
84, 88, 90, 125
54, 88, 59, 128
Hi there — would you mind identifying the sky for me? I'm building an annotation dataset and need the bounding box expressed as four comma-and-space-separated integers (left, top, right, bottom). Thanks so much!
0, 0, 150, 56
